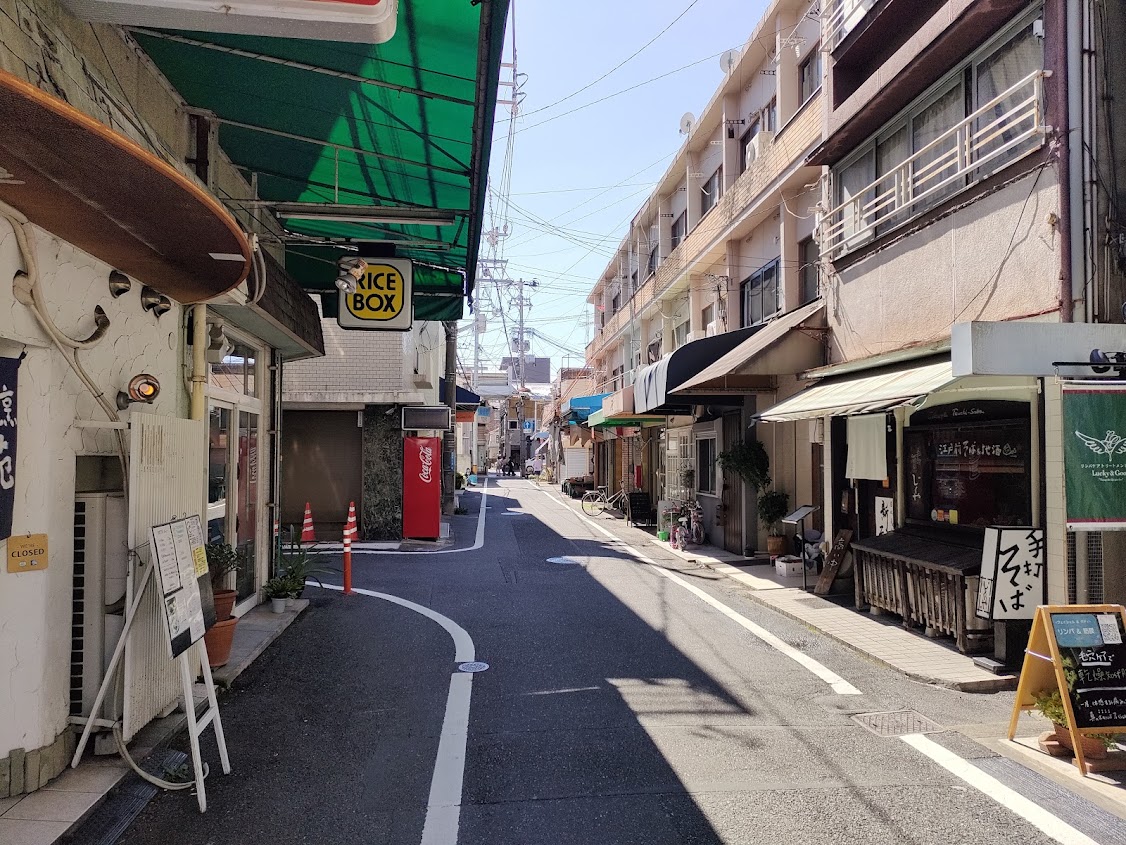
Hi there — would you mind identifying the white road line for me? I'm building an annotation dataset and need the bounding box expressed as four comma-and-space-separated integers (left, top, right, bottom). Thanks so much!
902, 734, 1100, 845
317, 584, 474, 845
573, 502, 863, 696
350, 480, 490, 556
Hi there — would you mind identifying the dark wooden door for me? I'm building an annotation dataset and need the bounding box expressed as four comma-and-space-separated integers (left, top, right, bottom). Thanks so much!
281, 410, 362, 540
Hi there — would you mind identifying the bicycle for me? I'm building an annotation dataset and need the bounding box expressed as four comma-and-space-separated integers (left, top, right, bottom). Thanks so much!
582, 484, 627, 517
673, 500, 705, 550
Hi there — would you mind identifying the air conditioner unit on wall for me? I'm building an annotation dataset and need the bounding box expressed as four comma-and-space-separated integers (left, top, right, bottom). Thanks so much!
748, 130, 774, 164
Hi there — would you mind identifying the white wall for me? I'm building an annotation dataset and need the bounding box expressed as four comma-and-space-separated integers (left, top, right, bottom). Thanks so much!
827, 170, 1063, 363
0, 217, 185, 756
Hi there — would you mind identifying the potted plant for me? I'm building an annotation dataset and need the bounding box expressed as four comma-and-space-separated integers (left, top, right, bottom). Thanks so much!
278, 538, 331, 602
1033, 689, 1118, 759
263, 576, 290, 614
202, 542, 247, 668
717, 439, 771, 492
758, 489, 790, 556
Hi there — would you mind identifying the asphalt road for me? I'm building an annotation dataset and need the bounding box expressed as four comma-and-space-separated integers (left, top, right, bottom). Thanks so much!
112, 477, 1125, 845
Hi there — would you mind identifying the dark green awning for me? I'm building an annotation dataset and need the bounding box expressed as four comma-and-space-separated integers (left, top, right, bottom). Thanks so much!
132, 0, 508, 306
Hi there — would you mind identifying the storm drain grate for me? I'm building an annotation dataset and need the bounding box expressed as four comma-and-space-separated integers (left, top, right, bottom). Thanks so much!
69, 749, 188, 845
851, 710, 943, 737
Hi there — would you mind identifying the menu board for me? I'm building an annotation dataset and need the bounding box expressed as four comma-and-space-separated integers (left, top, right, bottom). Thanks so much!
151, 515, 209, 659
1051, 611, 1126, 730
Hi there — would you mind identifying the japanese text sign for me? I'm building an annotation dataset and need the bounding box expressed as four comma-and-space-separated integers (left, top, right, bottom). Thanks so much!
976, 526, 1045, 621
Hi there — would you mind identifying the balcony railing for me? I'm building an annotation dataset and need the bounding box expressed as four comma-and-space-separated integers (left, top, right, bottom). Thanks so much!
821, 71, 1049, 259
822, 0, 877, 50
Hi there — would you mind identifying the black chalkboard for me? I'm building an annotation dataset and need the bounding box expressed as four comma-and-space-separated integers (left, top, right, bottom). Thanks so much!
1051, 612, 1126, 730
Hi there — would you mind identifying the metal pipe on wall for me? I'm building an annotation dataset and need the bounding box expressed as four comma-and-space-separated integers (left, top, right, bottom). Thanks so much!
190, 304, 207, 421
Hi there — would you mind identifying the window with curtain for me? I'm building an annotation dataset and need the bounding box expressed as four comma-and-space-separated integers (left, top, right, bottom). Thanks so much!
836, 150, 875, 246
911, 82, 965, 204
740, 118, 760, 173
701, 169, 723, 217
975, 22, 1042, 173
875, 125, 910, 231
647, 243, 659, 276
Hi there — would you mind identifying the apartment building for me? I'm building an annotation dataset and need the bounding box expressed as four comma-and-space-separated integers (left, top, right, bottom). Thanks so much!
584, 0, 828, 556
750, 0, 1126, 657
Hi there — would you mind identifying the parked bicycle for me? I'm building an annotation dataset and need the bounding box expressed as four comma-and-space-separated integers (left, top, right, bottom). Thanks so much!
581, 484, 628, 517
672, 500, 705, 550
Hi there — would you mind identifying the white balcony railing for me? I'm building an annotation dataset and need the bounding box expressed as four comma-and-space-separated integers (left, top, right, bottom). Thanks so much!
822, 0, 877, 50
821, 70, 1049, 259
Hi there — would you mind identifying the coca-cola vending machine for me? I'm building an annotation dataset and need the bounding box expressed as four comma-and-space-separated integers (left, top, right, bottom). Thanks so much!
402, 436, 441, 539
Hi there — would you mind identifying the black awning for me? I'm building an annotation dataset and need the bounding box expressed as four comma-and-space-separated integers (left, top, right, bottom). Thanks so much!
634, 326, 763, 414
439, 378, 481, 408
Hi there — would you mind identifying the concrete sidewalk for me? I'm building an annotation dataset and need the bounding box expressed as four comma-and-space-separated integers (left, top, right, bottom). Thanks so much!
0, 601, 307, 845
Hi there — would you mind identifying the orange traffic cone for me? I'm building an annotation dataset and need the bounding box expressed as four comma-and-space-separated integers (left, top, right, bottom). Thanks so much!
301, 502, 316, 543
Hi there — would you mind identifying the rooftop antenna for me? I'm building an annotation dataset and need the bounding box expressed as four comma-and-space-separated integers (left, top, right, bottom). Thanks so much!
719, 49, 741, 74
679, 112, 696, 136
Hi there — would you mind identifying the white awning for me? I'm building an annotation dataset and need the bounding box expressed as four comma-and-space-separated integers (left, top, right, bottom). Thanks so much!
672, 302, 825, 393
757, 360, 956, 422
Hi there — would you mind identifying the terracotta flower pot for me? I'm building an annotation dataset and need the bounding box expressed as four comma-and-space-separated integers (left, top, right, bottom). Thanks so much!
203, 616, 239, 668
212, 589, 237, 621
1052, 724, 1108, 760
766, 535, 787, 556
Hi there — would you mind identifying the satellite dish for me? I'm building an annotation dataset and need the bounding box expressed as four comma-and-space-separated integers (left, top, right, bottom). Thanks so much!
679, 112, 696, 135
719, 49, 741, 74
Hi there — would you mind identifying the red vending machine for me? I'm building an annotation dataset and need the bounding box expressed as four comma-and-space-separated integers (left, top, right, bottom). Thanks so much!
402, 436, 441, 539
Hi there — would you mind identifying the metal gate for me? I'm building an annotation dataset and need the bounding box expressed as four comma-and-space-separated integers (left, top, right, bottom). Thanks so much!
281, 411, 362, 540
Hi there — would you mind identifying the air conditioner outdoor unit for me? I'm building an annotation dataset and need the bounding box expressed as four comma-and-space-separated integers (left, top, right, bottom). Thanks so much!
748, 130, 775, 164
705, 321, 719, 338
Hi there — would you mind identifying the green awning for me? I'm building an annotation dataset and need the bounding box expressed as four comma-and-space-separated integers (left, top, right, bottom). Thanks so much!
587, 410, 666, 428
132, 0, 508, 306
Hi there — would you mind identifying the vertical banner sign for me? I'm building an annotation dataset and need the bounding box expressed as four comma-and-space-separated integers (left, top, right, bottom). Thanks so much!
1062, 383, 1126, 530
403, 436, 441, 539
976, 527, 1045, 620
0, 356, 20, 540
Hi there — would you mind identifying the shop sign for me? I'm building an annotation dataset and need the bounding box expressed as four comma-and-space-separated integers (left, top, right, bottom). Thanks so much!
976, 527, 1045, 620
337, 258, 413, 331
151, 515, 209, 659
1062, 384, 1126, 530
7, 533, 47, 572
0, 355, 20, 541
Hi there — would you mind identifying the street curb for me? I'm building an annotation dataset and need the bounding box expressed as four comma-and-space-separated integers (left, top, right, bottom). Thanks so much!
213, 599, 310, 688
693, 559, 1017, 693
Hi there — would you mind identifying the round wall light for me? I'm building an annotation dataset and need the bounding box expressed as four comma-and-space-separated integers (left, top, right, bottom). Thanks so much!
116, 374, 161, 410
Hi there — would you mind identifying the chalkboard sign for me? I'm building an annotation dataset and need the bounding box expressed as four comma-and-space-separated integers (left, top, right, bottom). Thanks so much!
1051, 611, 1126, 730
1009, 604, 1126, 775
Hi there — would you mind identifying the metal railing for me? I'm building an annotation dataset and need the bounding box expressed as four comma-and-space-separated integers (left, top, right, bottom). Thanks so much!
821, 70, 1049, 258
822, 0, 876, 50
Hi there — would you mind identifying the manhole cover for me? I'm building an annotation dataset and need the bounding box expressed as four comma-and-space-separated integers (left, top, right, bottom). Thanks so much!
458, 661, 490, 673
546, 556, 582, 565
852, 710, 943, 737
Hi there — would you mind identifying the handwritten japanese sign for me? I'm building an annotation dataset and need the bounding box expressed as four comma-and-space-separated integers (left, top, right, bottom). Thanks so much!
151, 515, 209, 659
976, 526, 1045, 621
1051, 611, 1126, 730
0, 356, 20, 541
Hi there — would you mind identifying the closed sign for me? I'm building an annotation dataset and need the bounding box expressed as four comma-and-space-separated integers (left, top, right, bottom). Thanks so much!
7, 533, 47, 572
337, 258, 413, 331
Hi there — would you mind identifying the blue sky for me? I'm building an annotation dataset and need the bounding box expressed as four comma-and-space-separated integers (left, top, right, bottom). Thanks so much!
463, 0, 769, 380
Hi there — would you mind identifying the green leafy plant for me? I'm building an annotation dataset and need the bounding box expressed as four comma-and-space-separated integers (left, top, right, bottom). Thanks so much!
1033, 689, 1118, 749
679, 467, 695, 489
204, 542, 245, 589
757, 489, 790, 536
277, 538, 334, 597
263, 575, 291, 601
717, 439, 771, 491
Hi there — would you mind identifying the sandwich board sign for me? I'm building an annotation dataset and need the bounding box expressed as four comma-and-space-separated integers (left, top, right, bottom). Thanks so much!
1007, 604, 1126, 774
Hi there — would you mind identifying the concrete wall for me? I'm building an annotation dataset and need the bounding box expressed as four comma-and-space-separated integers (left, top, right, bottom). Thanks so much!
826, 168, 1063, 363
0, 216, 186, 779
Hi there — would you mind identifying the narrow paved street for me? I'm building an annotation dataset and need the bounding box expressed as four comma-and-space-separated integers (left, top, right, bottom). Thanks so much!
114, 479, 1123, 845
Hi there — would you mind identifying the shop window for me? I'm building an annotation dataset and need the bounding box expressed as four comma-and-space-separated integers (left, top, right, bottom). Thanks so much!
904, 415, 1032, 528
696, 436, 717, 495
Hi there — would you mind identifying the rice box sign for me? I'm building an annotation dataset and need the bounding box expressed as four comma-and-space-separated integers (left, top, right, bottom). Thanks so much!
338, 258, 413, 331
1062, 384, 1126, 530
